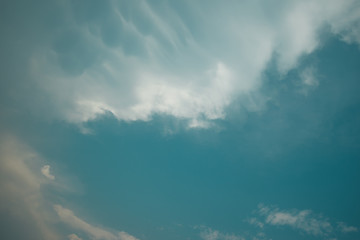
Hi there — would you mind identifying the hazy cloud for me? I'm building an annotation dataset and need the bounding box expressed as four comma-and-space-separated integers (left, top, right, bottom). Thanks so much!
337, 222, 358, 233
41, 165, 55, 180
0, 136, 60, 240
248, 205, 360, 239
248, 218, 264, 229
257, 205, 332, 236
197, 226, 245, 240
54, 204, 139, 240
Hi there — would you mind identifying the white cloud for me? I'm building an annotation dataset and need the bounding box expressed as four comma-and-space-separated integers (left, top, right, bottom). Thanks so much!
251, 204, 360, 239
41, 165, 55, 180
337, 222, 358, 233
198, 226, 245, 240
256, 204, 335, 237
258, 205, 332, 236
248, 218, 264, 229
54, 204, 139, 240
28, 0, 360, 130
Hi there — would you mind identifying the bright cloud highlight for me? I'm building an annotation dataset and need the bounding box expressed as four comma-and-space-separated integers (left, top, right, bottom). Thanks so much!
27, 0, 360, 129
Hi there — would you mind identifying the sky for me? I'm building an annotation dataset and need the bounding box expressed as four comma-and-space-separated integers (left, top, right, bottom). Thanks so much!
1, 0, 360, 240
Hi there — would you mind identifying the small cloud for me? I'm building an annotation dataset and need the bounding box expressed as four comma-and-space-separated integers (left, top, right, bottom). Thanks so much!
68, 233, 83, 240
297, 66, 319, 95
248, 218, 264, 228
252, 204, 360, 239
197, 226, 245, 240
300, 67, 318, 87
337, 222, 358, 233
41, 165, 55, 180
256, 204, 332, 236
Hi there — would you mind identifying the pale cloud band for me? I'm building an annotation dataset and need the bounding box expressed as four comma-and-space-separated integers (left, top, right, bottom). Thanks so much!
54, 204, 139, 240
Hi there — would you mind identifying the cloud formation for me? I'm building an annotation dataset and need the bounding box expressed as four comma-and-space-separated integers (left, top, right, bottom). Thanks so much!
197, 226, 244, 240
41, 165, 55, 180
251, 204, 359, 238
0, 136, 60, 240
256, 205, 332, 236
337, 222, 358, 233
22, 0, 360, 129
54, 204, 139, 240
0, 135, 138, 240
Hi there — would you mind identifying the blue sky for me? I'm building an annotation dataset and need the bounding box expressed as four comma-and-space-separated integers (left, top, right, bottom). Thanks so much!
1, 1, 360, 240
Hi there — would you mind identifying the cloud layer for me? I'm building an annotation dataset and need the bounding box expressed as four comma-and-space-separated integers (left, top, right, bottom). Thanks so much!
23, 0, 360, 129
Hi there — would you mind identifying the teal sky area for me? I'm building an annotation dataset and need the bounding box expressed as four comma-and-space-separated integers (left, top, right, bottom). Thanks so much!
1, 1, 360, 240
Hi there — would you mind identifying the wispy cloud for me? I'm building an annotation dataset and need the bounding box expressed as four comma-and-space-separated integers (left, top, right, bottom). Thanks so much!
248, 217, 264, 229
0, 135, 138, 240
23, 0, 360, 130
298, 66, 319, 95
197, 226, 245, 240
337, 222, 358, 233
0, 136, 60, 240
41, 165, 55, 180
256, 204, 332, 236
54, 204, 139, 240
251, 204, 359, 238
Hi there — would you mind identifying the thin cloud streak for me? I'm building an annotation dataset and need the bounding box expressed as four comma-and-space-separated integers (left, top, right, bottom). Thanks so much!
54, 204, 139, 240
